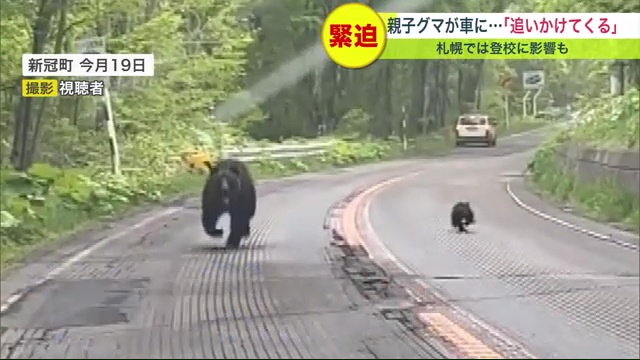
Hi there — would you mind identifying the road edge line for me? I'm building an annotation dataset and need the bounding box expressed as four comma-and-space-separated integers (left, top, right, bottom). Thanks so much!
339, 172, 536, 359
505, 180, 639, 251
0, 206, 184, 315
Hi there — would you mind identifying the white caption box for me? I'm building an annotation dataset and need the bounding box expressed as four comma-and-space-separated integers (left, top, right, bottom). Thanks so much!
385, 13, 640, 39
22, 54, 155, 77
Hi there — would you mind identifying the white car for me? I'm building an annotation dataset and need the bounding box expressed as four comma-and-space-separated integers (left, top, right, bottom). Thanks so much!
454, 114, 497, 147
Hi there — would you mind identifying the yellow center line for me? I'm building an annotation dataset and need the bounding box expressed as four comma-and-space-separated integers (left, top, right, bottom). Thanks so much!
419, 312, 505, 359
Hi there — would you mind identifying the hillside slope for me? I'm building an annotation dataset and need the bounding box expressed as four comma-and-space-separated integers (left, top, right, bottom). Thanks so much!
529, 89, 640, 232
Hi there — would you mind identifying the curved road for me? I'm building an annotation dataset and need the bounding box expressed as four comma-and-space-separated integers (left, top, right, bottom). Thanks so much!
1, 128, 637, 359
1, 159, 444, 359
369, 131, 640, 359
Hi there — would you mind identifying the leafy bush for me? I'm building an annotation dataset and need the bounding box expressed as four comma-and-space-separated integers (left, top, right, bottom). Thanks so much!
335, 108, 372, 139
563, 88, 639, 150
0, 121, 237, 264
0, 163, 163, 248
529, 147, 639, 231
323, 139, 390, 165
528, 90, 640, 232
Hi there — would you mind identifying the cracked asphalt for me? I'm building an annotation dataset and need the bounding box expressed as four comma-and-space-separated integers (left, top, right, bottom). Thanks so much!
1, 159, 445, 359
368, 131, 640, 359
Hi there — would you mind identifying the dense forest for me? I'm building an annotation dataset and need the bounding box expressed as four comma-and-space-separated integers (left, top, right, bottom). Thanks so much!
0, 0, 638, 263
2, 0, 638, 168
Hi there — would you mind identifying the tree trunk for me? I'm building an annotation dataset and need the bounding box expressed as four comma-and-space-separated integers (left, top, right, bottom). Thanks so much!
474, 60, 485, 109
409, 61, 425, 136
12, 0, 54, 171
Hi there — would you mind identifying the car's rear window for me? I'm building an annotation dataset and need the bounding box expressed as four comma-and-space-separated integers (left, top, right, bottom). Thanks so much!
459, 116, 487, 125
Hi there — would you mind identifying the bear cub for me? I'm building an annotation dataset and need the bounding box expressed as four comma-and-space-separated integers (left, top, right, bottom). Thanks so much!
201, 158, 257, 249
451, 201, 475, 233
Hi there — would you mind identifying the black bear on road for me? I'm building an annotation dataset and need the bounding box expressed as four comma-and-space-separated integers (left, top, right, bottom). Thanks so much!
201, 158, 257, 249
451, 201, 475, 233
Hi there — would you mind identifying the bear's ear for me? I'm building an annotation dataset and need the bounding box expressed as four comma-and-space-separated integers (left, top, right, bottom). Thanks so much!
203, 160, 215, 173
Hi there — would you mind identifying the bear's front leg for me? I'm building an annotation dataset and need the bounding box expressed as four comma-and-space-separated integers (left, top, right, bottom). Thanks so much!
241, 215, 251, 237
225, 215, 243, 249
202, 208, 224, 237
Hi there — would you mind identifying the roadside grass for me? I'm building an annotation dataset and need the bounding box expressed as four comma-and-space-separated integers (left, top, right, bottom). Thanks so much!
527, 89, 640, 233
527, 152, 640, 233
499, 116, 553, 136
562, 90, 639, 150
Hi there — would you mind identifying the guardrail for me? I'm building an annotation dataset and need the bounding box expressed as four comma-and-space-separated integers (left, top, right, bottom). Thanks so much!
179, 141, 335, 172
222, 141, 333, 161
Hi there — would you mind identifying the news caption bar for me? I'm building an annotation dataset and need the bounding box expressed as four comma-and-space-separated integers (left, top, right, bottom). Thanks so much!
382, 13, 639, 39
378, 13, 640, 60
22, 54, 154, 77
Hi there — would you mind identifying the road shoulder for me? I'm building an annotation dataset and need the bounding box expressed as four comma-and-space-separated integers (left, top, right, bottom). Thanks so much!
0, 159, 446, 359
506, 177, 639, 250
0, 160, 425, 312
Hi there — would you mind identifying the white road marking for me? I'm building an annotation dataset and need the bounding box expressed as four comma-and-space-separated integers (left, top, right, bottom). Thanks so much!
505, 181, 639, 251
0, 206, 183, 314
357, 174, 537, 359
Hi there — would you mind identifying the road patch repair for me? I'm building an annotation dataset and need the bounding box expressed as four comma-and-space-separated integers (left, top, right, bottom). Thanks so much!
0, 206, 185, 315
325, 172, 536, 359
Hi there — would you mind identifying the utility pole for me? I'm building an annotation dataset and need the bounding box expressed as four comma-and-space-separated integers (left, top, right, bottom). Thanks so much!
76, 37, 121, 176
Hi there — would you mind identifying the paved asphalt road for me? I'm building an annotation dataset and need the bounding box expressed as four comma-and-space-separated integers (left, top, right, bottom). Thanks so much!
1, 128, 637, 359
1, 159, 445, 359
369, 132, 640, 359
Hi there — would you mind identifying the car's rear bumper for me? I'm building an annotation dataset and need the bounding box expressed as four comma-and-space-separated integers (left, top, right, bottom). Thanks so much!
456, 136, 493, 143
